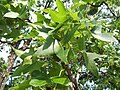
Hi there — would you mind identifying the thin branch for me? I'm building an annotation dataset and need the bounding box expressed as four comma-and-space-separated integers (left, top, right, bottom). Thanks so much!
88, 1, 120, 19
65, 64, 78, 90
103, 1, 116, 17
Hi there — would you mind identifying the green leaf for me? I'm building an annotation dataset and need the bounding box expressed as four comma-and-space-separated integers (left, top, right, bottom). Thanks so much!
82, 51, 99, 77
4, 11, 19, 18
33, 40, 60, 56
49, 9, 67, 23
71, 1, 87, 10
29, 79, 47, 87
52, 77, 69, 86
43, 36, 54, 50
56, 0, 67, 14
72, 0, 79, 4
12, 61, 45, 76
43, 7, 67, 23
77, 36, 86, 51
11, 79, 31, 90
49, 61, 62, 77
0, 4, 8, 13
36, 12, 46, 22
62, 25, 79, 44
91, 25, 117, 43
69, 10, 79, 20
68, 48, 77, 61
23, 56, 32, 65
92, 33, 117, 43
86, 52, 106, 60
12, 47, 32, 65
12, 47, 24, 57
56, 48, 69, 64
19, 6, 27, 19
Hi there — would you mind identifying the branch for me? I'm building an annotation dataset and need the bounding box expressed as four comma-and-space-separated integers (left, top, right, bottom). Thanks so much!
65, 64, 78, 90
88, 1, 120, 19
0, 50, 16, 90
103, 1, 116, 17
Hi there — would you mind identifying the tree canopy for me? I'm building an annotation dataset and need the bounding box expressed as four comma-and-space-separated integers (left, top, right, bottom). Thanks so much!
0, 0, 120, 90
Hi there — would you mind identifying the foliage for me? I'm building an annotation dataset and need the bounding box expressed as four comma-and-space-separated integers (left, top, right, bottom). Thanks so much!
0, 0, 120, 90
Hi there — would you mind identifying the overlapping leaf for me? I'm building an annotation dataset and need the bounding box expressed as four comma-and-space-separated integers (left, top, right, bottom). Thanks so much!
92, 25, 117, 43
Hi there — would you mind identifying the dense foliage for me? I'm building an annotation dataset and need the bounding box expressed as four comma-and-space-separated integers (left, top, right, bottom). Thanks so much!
0, 0, 120, 90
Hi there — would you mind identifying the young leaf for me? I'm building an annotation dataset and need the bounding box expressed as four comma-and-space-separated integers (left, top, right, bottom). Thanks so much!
43, 8, 67, 23
56, 0, 67, 14
4, 11, 19, 18
49, 10, 67, 23
56, 48, 69, 64
52, 77, 70, 86
12, 47, 24, 57
29, 79, 47, 87
12, 47, 32, 65
23, 56, 32, 65
36, 12, 46, 22
69, 10, 79, 20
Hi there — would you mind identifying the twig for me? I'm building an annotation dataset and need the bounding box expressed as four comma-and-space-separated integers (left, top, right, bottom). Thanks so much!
88, 1, 120, 19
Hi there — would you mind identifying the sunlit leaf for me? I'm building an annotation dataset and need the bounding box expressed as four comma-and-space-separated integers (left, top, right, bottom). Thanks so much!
56, 0, 67, 14
12, 47, 24, 57
56, 48, 69, 64
30, 79, 47, 87
4, 11, 19, 18
86, 52, 106, 60
12, 47, 32, 65
36, 12, 46, 22
71, 1, 87, 10
49, 10, 67, 23
52, 77, 70, 86
23, 56, 32, 65
33, 40, 60, 57
92, 25, 118, 43
69, 10, 79, 20
43, 7, 67, 23
72, 0, 80, 4
92, 33, 117, 43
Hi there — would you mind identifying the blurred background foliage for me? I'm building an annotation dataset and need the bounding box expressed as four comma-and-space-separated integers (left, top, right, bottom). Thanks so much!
0, 0, 120, 90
